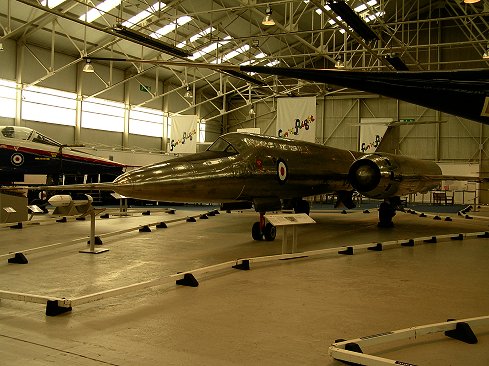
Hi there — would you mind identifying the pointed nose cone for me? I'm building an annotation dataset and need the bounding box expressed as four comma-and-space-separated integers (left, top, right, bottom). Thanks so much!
111, 162, 174, 200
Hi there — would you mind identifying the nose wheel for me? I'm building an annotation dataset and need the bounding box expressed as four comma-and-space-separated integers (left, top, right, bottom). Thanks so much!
378, 200, 396, 228
251, 212, 276, 241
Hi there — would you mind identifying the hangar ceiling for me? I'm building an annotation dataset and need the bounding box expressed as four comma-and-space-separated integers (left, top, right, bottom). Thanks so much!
1, 0, 489, 120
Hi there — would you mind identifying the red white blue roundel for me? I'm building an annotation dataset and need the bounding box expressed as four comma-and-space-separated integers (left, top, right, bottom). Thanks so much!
277, 159, 288, 183
11, 153, 24, 166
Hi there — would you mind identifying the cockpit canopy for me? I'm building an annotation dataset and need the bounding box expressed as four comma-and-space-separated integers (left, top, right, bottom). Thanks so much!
206, 136, 238, 155
0, 126, 61, 147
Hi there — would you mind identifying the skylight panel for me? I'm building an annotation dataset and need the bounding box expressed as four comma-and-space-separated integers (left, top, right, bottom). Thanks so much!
79, 0, 122, 23
211, 45, 250, 64
312, 1, 378, 17
314, 4, 330, 15
121, 2, 166, 28
240, 52, 268, 67
188, 36, 232, 61
365, 11, 385, 23
240, 59, 258, 66
40, 0, 67, 8
265, 60, 280, 67
354, 1, 378, 14
149, 15, 192, 39
354, 4, 367, 13
190, 27, 215, 43
177, 27, 215, 49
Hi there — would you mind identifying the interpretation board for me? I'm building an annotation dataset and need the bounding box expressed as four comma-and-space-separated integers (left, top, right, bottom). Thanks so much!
27, 205, 44, 213
265, 213, 316, 226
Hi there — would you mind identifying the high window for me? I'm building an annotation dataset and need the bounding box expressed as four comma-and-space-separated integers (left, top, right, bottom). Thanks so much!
0, 79, 16, 119
22, 85, 76, 126
129, 106, 164, 137
81, 98, 125, 132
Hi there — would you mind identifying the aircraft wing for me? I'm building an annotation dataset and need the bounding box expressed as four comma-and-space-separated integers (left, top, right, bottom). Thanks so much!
427, 175, 489, 183
86, 57, 489, 126
1, 182, 118, 193
351, 120, 447, 127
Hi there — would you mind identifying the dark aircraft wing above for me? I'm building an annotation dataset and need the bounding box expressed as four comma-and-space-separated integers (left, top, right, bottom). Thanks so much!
236, 66, 489, 125
85, 57, 489, 126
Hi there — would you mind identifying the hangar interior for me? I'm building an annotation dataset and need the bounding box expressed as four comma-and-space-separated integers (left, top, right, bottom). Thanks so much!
0, 1, 488, 201
1, 1, 489, 365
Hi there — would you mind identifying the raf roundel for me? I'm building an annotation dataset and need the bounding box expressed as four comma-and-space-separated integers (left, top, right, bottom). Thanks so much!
277, 159, 288, 183
11, 153, 24, 166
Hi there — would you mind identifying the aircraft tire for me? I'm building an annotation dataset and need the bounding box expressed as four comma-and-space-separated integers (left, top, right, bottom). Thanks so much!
252, 222, 263, 241
378, 201, 396, 228
263, 223, 276, 241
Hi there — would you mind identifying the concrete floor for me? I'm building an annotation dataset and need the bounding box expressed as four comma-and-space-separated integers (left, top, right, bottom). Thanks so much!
0, 204, 488, 365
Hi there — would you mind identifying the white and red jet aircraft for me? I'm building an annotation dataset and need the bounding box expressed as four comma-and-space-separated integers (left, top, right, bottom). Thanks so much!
0, 126, 125, 184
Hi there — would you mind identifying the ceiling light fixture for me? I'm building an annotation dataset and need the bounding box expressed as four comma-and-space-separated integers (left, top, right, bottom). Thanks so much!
184, 86, 193, 99
464, 0, 480, 3
483, 47, 489, 59
249, 106, 256, 116
262, 5, 275, 26
82, 59, 95, 73
334, 55, 345, 69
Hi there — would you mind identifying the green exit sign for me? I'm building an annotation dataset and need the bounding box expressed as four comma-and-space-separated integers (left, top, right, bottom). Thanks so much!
140, 85, 151, 93
400, 118, 415, 122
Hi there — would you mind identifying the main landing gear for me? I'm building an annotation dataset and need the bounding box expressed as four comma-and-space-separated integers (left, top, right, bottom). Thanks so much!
252, 212, 276, 241
251, 199, 310, 241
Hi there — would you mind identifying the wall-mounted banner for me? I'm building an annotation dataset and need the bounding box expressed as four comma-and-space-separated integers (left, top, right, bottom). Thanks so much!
171, 115, 198, 153
359, 118, 391, 153
277, 96, 316, 142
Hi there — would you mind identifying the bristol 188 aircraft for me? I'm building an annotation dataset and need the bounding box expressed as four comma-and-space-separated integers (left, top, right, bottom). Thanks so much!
21, 131, 448, 241
0, 126, 125, 184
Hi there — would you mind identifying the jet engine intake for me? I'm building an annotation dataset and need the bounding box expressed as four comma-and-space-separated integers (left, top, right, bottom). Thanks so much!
348, 154, 442, 199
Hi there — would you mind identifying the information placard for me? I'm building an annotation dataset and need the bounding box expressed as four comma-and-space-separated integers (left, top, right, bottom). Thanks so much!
265, 213, 315, 226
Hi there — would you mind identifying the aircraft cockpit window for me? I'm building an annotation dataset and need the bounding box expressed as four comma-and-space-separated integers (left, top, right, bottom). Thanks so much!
32, 133, 61, 147
1, 126, 33, 140
1, 127, 15, 138
207, 138, 238, 155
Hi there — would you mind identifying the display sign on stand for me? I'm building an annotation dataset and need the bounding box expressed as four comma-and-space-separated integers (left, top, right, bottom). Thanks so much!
265, 213, 316, 254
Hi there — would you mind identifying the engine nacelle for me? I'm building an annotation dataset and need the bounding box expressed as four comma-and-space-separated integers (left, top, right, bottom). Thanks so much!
348, 154, 442, 199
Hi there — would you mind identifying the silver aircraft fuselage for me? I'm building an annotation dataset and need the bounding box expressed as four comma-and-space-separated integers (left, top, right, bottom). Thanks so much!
112, 132, 442, 207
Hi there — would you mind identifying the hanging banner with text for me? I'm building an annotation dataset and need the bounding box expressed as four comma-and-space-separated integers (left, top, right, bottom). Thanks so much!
359, 118, 391, 153
277, 97, 316, 143
170, 115, 198, 153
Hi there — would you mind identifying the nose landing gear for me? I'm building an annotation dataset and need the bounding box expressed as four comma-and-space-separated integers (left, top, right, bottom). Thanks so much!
251, 212, 277, 241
